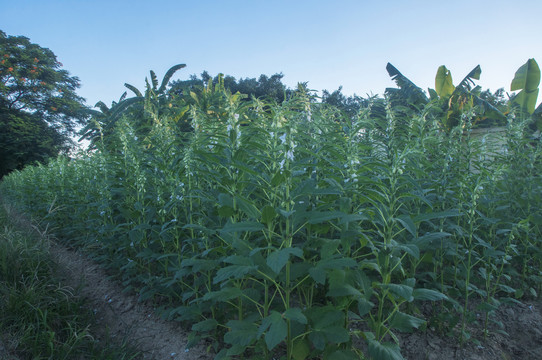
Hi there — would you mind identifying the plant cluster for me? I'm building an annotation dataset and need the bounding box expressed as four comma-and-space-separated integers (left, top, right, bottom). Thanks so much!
0, 202, 140, 360
1, 61, 542, 360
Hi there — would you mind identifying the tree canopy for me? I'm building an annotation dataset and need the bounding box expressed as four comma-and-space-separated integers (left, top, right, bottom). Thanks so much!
0, 30, 88, 177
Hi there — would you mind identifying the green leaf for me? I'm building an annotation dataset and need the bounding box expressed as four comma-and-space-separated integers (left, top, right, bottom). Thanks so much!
320, 326, 350, 344
292, 339, 310, 360
267, 247, 303, 274
221, 221, 264, 233
192, 318, 218, 332
158, 64, 186, 93
413, 210, 460, 223
259, 312, 287, 350
325, 350, 359, 360
389, 311, 425, 333
271, 171, 287, 186
284, 308, 308, 324
310, 256, 357, 285
309, 266, 326, 284
202, 286, 243, 301
327, 283, 362, 298
456, 65, 481, 92
513, 88, 540, 115
235, 195, 261, 219
124, 83, 143, 97
218, 205, 235, 218
368, 339, 404, 360
396, 215, 416, 237
326, 269, 362, 297
511, 58, 541, 92
224, 320, 258, 347
313, 307, 345, 329
412, 288, 448, 301
394, 244, 420, 260
435, 65, 455, 98
150, 70, 158, 90
308, 331, 326, 351
213, 264, 258, 284
318, 256, 358, 270
381, 283, 414, 301
218, 192, 233, 207
265, 316, 287, 350
385, 63, 428, 105
261, 205, 276, 224
357, 298, 375, 317
307, 210, 346, 224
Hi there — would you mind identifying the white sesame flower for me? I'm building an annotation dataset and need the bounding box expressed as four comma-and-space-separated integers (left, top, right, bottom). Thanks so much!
286, 150, 294, 161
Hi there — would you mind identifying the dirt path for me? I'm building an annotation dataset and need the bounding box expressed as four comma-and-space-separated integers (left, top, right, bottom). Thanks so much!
50, 243, 212, 360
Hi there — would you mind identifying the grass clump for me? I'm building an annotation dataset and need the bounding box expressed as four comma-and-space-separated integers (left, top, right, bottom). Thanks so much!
0, 202, 139, 360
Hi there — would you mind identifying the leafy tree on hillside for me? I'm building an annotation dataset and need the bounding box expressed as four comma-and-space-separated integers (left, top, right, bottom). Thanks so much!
321, 86, 368, 119
0, 30, 89, 177
169, 72, 290, 103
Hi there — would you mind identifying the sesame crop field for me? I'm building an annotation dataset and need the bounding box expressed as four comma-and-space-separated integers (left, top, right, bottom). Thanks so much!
1, 60, 542, 360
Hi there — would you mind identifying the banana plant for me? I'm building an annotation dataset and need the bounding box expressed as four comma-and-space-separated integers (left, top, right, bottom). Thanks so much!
124, 64, 186, 98
79, 92, 141, 149
124, 64, 189, 125
114, 64, 192, 141
385, 63, 428, 107
386, 63, 505, 131
431, 65, 506, 129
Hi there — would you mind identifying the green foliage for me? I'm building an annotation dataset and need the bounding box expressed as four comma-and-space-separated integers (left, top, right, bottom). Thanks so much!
170, 71, 290, 103
2, 60, 542, 360
80, 64, 188, 150
0, 30, 89, 178
386, 62, 507, 130
0, 202, 140, 359
510, 58, 540, 116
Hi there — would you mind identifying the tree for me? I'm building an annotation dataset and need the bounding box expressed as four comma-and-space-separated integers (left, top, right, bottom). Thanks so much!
169, 71, 290, 103
321, 86, 368, 119
0, 30, 89, 177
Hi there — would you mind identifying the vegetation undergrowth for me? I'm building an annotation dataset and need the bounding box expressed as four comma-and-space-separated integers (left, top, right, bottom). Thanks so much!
1, 60, 541, 360
0, 200, 140, 360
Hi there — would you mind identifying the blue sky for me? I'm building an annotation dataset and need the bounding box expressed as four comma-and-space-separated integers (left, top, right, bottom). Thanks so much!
2, 0, 542, 108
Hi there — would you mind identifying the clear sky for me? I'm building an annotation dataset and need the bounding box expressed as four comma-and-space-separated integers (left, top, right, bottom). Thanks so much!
2, 0, 541, 108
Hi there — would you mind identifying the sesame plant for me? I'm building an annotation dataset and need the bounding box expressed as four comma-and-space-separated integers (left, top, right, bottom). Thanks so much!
1, 61, 541, 360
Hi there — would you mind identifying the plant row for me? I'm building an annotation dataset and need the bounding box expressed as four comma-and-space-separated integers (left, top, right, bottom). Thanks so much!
1, 84, 541, 360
